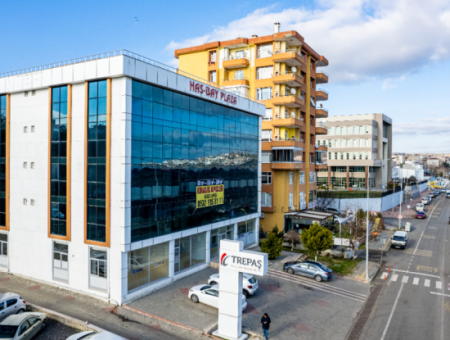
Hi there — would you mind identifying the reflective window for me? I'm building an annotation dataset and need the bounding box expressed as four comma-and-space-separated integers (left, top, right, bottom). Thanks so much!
130, 81, 259, 242
50, 87, 68, 236
87, 80, 107, 242
0, 96, 5, 226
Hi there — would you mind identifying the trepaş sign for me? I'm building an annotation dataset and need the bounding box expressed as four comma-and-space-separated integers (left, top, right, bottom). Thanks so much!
220, 249, 267, 276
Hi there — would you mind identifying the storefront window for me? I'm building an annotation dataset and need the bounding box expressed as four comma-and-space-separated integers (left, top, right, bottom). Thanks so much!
210, 225, 234, 259
176, 232, 206, 273
150, 242, 169, 282
128, 247, 149, 291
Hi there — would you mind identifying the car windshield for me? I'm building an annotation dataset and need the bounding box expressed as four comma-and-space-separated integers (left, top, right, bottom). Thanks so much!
200, 286, 212, 291
248, 276, 256, 284
0, 326, 18, 338
317, 263, 329, 271
393, 236, 405, 242
79, 333, 97, 340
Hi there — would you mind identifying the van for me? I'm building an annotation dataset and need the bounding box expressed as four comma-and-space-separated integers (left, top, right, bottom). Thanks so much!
422, 197, 429, 205
392, 231, 408, 250
416, 203, 424, 212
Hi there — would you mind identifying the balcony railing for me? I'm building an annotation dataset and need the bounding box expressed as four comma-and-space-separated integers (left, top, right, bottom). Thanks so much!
316, 107, 328, 112
317, 71, 329, 77
274, 112, 303, 120
317, 88, 329, 94
262, 138, 272, 142
273, 92, 304, 100
223, 55, 249, 61
274, 49, 302, 55
272, 137, 303, 142
222, 77, 249, 82
262, 117, 272, 121
273, 71, 304, 79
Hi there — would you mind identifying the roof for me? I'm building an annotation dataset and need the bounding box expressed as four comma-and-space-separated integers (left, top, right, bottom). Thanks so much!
0, 293, 19, 301
394, 231, 407, 236
1, 313, 44, 326
285, 209, 334, 220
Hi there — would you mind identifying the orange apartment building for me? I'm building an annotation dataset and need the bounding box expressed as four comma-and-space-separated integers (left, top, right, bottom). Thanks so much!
175, 23, 329, 232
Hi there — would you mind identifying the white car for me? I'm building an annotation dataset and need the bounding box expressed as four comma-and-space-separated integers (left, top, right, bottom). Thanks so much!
416, 203, 424, 212
188, 284, 247, 311
421, 197, 428, 205
208, 273, 258, 298
0, 312, 47, 340
66, 331, 127, 340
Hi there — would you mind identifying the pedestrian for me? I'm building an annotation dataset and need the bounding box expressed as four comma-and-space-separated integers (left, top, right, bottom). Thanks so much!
261, 312, 271, 340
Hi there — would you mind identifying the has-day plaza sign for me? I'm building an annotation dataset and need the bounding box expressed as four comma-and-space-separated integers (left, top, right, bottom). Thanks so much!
189, 81, 238, 105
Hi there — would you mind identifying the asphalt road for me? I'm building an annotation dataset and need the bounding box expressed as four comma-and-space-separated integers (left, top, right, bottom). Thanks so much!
355, 193, 450, 340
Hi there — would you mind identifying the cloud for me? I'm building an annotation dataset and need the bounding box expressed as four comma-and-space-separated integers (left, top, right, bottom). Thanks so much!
394, 117, 450, 135
166, 0, 450, 83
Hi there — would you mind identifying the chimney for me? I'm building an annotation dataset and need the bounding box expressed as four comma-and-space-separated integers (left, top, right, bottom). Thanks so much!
274, 22, 280, 33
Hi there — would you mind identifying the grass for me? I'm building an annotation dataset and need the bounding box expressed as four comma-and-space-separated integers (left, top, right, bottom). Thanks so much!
282, 247, 362, 276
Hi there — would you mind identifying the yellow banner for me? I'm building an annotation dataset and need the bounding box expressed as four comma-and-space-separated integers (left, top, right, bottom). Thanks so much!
196, 184, 224, 208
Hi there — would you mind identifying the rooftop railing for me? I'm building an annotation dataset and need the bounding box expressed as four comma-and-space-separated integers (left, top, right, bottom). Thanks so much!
0, 49, 262, 104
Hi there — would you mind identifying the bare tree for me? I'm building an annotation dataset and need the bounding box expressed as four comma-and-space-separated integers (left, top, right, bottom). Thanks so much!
316, 188, 336, 211
284, 230, 300, 251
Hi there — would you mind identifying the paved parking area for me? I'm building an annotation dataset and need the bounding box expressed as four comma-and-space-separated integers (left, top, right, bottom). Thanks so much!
34, 319, 79, 340
128, 266, 371, 339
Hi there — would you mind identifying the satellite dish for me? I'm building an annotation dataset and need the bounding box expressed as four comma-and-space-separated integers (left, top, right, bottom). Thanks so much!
290, 88, 296, 95
290, 112, 295, 117
291, 67, 297, 73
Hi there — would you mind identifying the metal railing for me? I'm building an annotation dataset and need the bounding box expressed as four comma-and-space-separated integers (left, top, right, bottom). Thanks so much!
316, 88, 329, 95
261, 138, 272, 142
316, 107, 328, 112
223, 55, 249, 61
273, 112, 303, 120
273, 71, 304, 79
317, 71, 329, 77
0, 49, 263, 104
222, 77, 249, 82
272, 137, 303, 142
274, 49, 302, 55
273, 92, 304, 100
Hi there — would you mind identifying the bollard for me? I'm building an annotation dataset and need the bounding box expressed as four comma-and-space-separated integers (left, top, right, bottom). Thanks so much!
388, 266, 391, 273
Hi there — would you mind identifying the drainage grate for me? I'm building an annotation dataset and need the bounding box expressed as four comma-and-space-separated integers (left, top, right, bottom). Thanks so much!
347, 284, 383, 340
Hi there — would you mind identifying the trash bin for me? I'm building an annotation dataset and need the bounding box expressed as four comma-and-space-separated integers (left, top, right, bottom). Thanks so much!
405, 222, 411, 232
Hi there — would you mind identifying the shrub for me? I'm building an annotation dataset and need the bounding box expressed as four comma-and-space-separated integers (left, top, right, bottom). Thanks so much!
260, 232, 283, 260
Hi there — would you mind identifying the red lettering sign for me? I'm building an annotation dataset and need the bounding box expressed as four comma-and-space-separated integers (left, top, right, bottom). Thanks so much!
189, 81, 237, 105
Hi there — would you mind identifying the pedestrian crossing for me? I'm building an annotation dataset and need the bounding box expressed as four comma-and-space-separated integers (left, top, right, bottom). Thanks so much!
382, 272, 445, 290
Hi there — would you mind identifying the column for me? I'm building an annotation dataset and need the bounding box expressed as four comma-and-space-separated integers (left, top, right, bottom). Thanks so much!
233, 223, 238, 240
205, 230, 211, 263
346, 166, 350, 189
254, 218, 260, 246
169, 239, 175, 278
365, 166, 369, 188
327, 166, 331, 187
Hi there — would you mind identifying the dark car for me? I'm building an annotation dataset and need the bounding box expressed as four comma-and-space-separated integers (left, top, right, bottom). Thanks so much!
416, 211, 426, 219
433, 190, 440, 197
283, 260, 332, 282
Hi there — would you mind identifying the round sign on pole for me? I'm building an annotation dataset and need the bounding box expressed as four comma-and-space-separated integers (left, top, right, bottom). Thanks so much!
407, 205, 410, 209
398, 215, 402, 219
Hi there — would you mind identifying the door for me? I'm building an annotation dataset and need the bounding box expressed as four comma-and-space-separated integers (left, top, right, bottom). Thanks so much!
3, 299, 18, 318
0, 302, 5, 320
0, 234, 7, 268
53, 242, 69, 282
297, 263, 309, 275
203, 289, 218, 308
89, 248, 108, 291
174, 239, 180, 273
306, 265, 318, 278
25, 317, 41, 339
17, 320, 32, 340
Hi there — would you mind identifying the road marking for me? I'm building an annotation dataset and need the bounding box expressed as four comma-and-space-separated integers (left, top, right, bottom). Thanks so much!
381, 272, 388, 280
391, 274, 398, 282
448, 283, 450, 291
415, 230, 425, 255
402, 276, 409, 283
380, 284, 404, 340
429, 226, 438, 230
405, 248, 433, 257
437, 282, 442, 289
431, 292, 450, 298
424, 279, 430, 287
413, 278, 419, 285
423, 235, 436, 240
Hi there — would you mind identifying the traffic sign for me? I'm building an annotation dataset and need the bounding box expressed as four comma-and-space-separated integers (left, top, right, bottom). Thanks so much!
398, 215, 402, 219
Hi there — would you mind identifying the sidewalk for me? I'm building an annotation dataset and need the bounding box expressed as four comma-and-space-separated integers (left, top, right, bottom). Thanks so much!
347, 260, 380, 283
0, 272, 209, 340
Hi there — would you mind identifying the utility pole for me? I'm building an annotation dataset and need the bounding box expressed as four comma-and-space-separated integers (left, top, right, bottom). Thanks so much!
365, 166, 370, 283
399, 179, 403, 230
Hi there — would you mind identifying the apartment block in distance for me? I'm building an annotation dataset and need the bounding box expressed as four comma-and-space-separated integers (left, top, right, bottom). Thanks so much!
0, 50, 264, 304
175, 23, 329, 232
316, 114, 393, 188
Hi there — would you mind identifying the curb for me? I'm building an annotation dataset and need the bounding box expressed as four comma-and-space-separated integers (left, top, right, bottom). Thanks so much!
26, 303, 105, 333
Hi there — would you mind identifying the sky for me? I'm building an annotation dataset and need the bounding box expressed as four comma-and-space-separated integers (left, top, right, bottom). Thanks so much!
1, 0, 449, 153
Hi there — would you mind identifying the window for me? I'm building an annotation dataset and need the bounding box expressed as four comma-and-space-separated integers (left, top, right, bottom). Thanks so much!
300, 192, 305, 204
262, 151, 272, 163
353, 152, 356, 160
366, 139, 370, 147
53, 242, 68, 282
335, 127, 339, 135
328, 127, 333, 135
87, 81, 107, 242
262, 130, 272, 141
349, 166, 365, 173
309, 171, 315, 183
257, 66, 273, 79
334, 152, 338, 160
24, 126, 27, 133
261, 192, 272, 207
23, 162, 27, 169
331, 166, 346, 172
258, 44, 272, 58
353, 139, 356, 147
346, 140, 349, 147
328, 152, 331, 160
365, 126, 370, 134
235, 70, 244, 80
262, 172, 272, 184
334, 140, 338, 147
360, 139, 364, 147
340, 127, 344, 135
272, 149, 302, 162
235, 50, 245, 59
209, 51, 216, 63
340, 152, 344, 160
346, 152, 350, 160
352, 126, 356, 134
359, 126, 363, 134
31, 199, 35, 206
90, 248, 107, 279
365, 152, 369, 160
328, 140, 332, 147
209, 71, 217, 82
289, 172, 293, 184
6, 299, 16, 308
210, 225, 234, 259
256, 87, 272, 100
31, 162, 35, 169
289, 193, 293, 207
23, 199, 27, 205
359, 152, 363, 160
300, 172, 305, 184
340, 140, 344, 147
347, 127, 351, 134
18, 321, 30, 336
31, 126, 35, 132
264, 108, 272, 120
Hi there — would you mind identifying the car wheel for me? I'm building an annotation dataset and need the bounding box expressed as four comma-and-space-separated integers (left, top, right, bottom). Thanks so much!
191, 294, 199, 303
210, 281, 217, 285
243, 290, 249, 298
41, 321, 47, 330
315, 275, 323, 282
288, 268, 295, 274
16, 309, 24, 314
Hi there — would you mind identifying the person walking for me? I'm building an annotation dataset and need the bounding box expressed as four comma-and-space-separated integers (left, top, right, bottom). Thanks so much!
261, 313, 271, 340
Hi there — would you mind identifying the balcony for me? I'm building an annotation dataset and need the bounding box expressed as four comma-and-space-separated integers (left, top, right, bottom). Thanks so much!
272, 50, 304, 67
272, 162, 303, 170
317, 144, 328, 151
271, 93, 304, 108
222, 77, 250, 87
272, 71, 303, 87
316, 72, 329, 84
262, 138, 304, 149
272, 112, 303, 128
316, 107, 328, 118
315, 162, 328, 170
222, 56, 250, 70
316, 126, 328, 135
316, 89, 329, 101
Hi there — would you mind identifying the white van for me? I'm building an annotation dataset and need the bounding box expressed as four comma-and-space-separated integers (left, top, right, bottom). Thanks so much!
416, 203, 424, 212
392, 231, 408, 250
421, 197, 429, 205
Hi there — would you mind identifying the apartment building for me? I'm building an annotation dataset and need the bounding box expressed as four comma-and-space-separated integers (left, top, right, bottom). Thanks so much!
0, 50, 264, 304
175, 23, 329, 232
316, 114, 392, 188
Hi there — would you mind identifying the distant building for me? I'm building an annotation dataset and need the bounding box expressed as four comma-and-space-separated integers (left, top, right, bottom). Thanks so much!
392, 163, 424, 181
393, 154, 405, 165
427, 158, 442, 168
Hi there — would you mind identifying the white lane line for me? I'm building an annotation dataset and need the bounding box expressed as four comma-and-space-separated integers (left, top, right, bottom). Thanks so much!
424, 279, 430, 287
402, 276, 409, 283
391, 274, 398, 282
413, 278, 419, 285
448, 283, 450, 291
381, 272, 388, 280
387, 269, 440, 279
436, 281, 442, 289
431, 292, 450, 298
380, 283, 404, 340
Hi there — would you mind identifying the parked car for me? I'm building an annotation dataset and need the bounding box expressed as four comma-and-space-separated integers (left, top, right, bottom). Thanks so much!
433, 190, 440, 197
0, 294, 27, 321
0, 312, 46, 340
208, 273, 258, 298
416, 203, 424, 212
422, 197, 429, 205
426, 195, 433, 203
442, 189, 447, 193
188, 284, 247, 311
446, 193, 450, 199
391, 231, 409, 249
67, 331, 127, 340
416, 211, 426, 219
283, 260, 332, 282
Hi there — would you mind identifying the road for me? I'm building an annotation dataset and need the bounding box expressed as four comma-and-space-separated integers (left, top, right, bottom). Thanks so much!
352, 193, 450, 340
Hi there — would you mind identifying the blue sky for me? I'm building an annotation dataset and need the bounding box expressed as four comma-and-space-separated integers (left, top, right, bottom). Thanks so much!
1, 0, 449, 153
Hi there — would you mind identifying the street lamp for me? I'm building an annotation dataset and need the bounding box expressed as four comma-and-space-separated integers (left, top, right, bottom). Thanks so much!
337, 215, 354, 248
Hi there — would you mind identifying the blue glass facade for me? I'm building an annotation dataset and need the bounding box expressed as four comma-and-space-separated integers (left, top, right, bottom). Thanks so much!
87, 81, 107, 242
50, 87, 68, 236
131, 80, 259, 242
0, 95, 5, 226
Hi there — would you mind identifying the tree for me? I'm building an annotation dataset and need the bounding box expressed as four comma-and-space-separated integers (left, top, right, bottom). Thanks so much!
260, 232, 283, 260
316, 188, 336, 211
300, 222, 334, 261
439, 172, 444, 178
271, 225, 284, 239
285, 230, 300, 251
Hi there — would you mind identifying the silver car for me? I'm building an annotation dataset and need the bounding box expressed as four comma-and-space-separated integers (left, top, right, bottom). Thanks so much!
283, 260, 332, 282
0, 312, 46, 340
0, 293, 27, 321
66, 331, 127, 340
